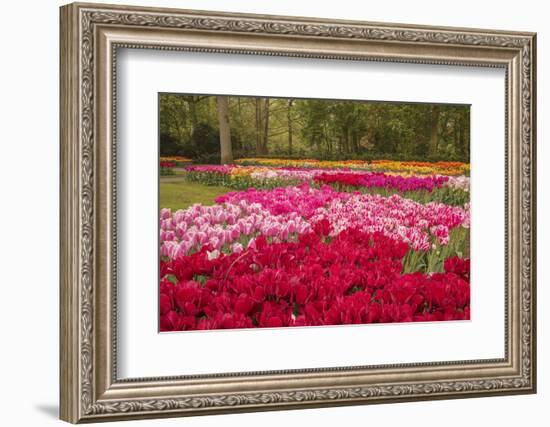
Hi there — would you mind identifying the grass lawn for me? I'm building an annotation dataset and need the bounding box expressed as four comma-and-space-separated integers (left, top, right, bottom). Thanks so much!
160, 179, 230, 211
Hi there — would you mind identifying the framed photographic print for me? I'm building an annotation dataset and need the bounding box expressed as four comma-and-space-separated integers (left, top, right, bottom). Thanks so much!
59, 2, 537, 423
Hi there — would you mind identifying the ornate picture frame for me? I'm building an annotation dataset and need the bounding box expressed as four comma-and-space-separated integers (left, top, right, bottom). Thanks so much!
60, 2, 536, 423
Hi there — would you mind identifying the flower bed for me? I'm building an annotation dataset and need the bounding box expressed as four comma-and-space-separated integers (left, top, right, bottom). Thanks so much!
160, 226, 470, 331
160, 157, 471, 332
160, 181, 470, 331
314, 171, 449, 192
160, 156, 192, 167
368, 160, 469, 176
216, 184, 469, 251
160, 161, 176, 176
160, 200, 312, 260
235, 158, 470, 176
184, 164, 469, 204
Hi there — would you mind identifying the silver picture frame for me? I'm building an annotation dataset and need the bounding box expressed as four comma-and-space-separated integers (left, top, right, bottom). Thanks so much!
60, 2, 536, 422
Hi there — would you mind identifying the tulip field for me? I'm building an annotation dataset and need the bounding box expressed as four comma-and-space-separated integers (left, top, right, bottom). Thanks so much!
159, 158, 471, 332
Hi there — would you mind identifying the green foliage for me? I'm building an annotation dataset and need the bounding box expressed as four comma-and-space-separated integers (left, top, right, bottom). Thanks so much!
402, 227, 469, 274
159, 94, 470, 163
160, 167, 175, 176
191, 123, 219, 155
159, 132, 181, 156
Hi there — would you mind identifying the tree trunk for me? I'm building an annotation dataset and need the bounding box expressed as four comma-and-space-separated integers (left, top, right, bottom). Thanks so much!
325, 124, 333, 155
261, 98, 270, 155
461, 111, 470, 159
352, 130, 359, 154
341, 126, 348, 154
460, 116, 466, 157
217, 96, 233, 164
188, 97, 198, 135
255, 98, 263, 154
429, 105, 441, 155
287, 99, 294, 155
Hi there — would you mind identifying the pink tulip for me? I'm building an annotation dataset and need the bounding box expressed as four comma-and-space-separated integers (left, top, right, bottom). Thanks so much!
160, 208, 172, 220
231, 242, 244, 254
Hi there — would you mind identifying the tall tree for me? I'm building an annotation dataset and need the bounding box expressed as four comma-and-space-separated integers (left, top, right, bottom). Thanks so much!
188, 96, 198, 133
459, 109, 470, 159
287, 99, 294, 155
216, 96, 233, 164
253, 98, 270, 155
255, 98, 263, 154
429, 105, 441, 155
262, 98, 271, 155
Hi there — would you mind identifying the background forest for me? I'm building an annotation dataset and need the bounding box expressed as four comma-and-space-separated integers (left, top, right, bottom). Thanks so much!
159, 94, 470, 164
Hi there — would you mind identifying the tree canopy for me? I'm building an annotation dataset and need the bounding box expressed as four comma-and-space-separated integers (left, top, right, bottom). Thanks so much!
159, 94, 470, 163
